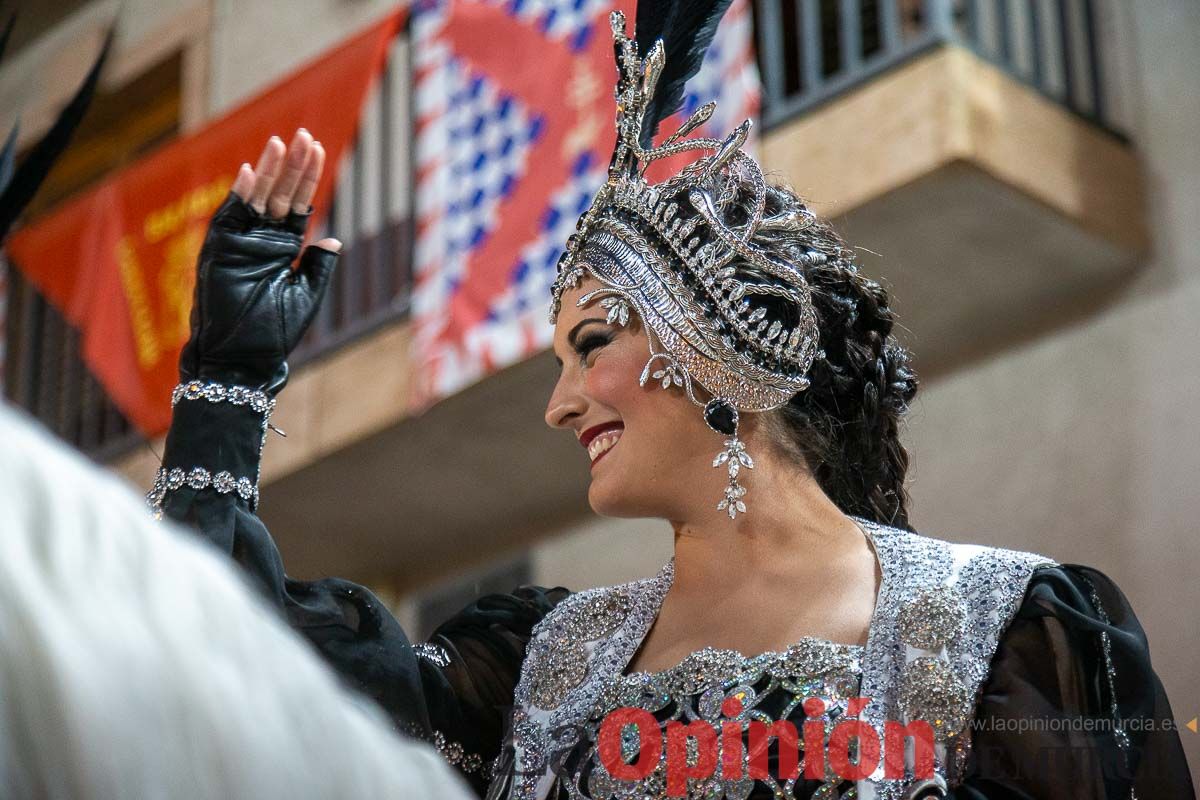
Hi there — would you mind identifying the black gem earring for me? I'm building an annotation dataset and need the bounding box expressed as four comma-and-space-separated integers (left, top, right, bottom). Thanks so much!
703, 398, 738, 434
705, 398, 753, 519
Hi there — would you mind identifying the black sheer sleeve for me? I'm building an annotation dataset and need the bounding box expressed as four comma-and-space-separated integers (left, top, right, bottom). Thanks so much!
158, 397, 569, 795
950, 564, 1193, 799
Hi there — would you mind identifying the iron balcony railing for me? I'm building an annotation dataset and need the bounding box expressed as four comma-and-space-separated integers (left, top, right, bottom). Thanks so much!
754, 0, 1119, 134
5, 1, 1122, 459
3, 265, 139, 462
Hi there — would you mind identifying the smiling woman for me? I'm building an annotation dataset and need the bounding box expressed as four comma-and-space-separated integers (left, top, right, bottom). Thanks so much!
147, 0, 1193, 797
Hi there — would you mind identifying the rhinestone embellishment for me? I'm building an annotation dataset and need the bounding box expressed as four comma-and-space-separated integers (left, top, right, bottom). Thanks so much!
500, 521, 1056, 799
400, 721, 492, 777
150, 382, 275, 520
897, 587, 967, 650
146, 466, 259, 513
898, 656, 971, 739
567, 592, 635, 641
527, 639, 590, 710
172, 380, 275, 415
575, 637, 864, 799
414, 642, 451, 668
522, 589, 635, 710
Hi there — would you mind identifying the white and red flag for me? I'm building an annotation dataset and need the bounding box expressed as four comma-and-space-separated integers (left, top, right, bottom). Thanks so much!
410, 0, 760, 406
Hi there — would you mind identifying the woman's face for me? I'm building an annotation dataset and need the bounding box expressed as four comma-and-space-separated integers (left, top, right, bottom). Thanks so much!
545, 277, 726, 519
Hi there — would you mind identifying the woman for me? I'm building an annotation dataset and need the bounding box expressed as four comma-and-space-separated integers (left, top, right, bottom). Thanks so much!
150, 4, 1193, 798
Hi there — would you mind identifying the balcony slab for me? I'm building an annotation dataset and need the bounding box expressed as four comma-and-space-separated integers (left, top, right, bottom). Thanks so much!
762, 45, 1147, 373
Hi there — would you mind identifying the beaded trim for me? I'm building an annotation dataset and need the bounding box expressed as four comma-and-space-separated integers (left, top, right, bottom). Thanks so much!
146, 466, 259, 516
150, 381, 275, 518
507, 565, 673, 799
171, 380, 275, 414
854, 519, 1055, 798
400, 721, 494, 778
414, 642, 452, 668
1079, 573, 1136, 798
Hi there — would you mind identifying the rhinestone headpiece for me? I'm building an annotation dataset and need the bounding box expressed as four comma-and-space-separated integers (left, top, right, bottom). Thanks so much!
549, 11, 823, 518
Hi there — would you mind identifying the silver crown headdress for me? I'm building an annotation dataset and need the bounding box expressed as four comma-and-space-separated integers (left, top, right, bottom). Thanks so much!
550, 6, 823, 519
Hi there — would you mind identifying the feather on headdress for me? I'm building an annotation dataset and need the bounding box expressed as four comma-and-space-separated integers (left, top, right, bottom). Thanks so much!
633, 0, 735, 148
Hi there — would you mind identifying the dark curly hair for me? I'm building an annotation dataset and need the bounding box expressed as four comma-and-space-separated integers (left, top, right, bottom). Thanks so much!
738, 182, 920, 530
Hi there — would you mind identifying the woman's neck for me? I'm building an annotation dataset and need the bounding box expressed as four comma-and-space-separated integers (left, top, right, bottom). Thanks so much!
665, 447, 865, 600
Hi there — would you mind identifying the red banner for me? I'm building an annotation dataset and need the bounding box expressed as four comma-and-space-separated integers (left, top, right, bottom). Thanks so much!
6, 10, 404, 436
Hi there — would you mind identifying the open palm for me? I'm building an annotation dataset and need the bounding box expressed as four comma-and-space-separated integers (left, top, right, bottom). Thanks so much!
179, 130, 342, 395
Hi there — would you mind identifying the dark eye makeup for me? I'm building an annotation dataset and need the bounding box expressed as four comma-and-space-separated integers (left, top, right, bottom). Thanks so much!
575, 331, 612, 362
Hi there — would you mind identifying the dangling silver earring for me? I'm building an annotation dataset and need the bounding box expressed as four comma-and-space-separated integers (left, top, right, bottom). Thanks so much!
706, 398, 753, 519
629, 325, 755, 521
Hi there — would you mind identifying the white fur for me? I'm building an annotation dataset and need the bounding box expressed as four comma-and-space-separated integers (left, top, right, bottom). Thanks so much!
0, 404, 471, 800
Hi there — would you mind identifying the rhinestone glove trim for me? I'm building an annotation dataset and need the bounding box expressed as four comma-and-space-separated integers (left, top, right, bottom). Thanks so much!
171, 380, 275, 414
150, 381, 275, 518
146, 466, 259, 517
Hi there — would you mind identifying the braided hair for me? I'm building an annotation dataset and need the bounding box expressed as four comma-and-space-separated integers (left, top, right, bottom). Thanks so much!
738, 183, 920, 530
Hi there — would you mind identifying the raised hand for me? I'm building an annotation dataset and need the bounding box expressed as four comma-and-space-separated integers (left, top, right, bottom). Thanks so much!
178, 129, 342, 396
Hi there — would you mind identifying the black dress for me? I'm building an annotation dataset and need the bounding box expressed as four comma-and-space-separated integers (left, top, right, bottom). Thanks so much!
159, 397, 1194, 798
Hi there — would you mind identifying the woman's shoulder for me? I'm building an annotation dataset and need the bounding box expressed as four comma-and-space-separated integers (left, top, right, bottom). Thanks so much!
854, 515, 1059, 576
532, 562, 673, 638
887, 524, 1132, 606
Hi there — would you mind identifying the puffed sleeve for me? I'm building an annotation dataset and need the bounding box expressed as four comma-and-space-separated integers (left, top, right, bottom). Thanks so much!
157, 394, 569, 796
949, 564, 1194, 798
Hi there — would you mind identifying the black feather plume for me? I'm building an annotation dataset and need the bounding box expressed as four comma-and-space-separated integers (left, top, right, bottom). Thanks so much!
0, 13, 17, 62
634, 0, 735, 149
0, 26, 113, 241
0, 123, 18, 190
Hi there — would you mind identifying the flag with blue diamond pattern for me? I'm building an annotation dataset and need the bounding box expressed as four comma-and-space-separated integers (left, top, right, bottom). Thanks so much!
411, 0, 759, 405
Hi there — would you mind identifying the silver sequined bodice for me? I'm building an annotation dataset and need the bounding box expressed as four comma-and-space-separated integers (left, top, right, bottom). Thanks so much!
499, 519, 1056, 800
557, 638, 865, 799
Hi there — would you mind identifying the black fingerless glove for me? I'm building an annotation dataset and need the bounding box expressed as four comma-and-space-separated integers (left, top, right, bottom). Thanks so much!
152, 193, 339, 518
178, 192, 338, 396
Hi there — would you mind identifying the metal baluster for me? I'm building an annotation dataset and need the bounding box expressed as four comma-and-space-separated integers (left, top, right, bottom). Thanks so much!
400, 29, 417, 313
995, 0, 1012, 63
36, 304, 61, 429
839, 0, 862, 71
800, 0, 822, 91
1056, 0, 1076, 109
1080, 0, 1103, 123
757, 0, 788, 110
16, 280, 43, 416
927, 0, 955, 40
379, 46, 396, 308
357, 120, 372, 329
59, 324, 83, 445
2, 266, 19, 400
880, 0, 902, 53
79, 370, 100, 453
343, 141, 364, 330
1026, 0, 1044, 87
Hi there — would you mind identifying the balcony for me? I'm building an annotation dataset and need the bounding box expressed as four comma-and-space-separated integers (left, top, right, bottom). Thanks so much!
6, 0, 1146, 589
754, 0, 1145, 374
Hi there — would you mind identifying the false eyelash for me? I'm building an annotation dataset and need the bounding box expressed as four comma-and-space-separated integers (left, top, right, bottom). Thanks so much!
576, 332, 612, 361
